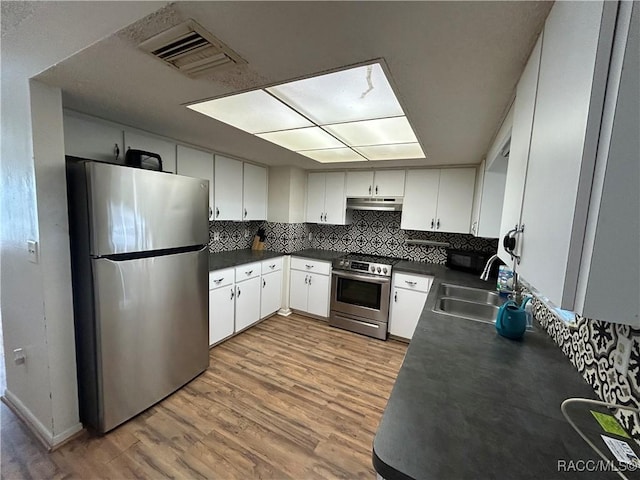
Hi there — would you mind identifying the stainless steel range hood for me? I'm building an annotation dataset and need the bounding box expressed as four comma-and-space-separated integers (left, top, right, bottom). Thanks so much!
346, 197, 403, 212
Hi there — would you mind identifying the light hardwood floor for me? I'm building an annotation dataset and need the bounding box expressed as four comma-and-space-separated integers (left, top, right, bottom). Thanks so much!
1, 314, 407, 479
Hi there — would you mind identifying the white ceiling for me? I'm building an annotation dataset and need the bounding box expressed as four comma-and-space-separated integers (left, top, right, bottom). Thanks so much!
35, 1, 552, 170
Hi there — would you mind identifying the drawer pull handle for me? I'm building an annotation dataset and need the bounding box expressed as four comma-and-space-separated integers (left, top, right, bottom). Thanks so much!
269, 264, 276, 269
263, 279, 266, 288
304, 276, 308, 285
405, 281, 417, 286
230, 288, 234, 300
246, 270, 253, 276
394, 292, 398, 302
305, 264, 314, 269
213, 278, 224, 284
237, 287, 241, 298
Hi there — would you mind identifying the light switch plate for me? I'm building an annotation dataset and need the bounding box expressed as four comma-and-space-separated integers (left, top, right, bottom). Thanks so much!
614, 335, 632, 375
27, 240, 39, 263
213, 232, 220, 241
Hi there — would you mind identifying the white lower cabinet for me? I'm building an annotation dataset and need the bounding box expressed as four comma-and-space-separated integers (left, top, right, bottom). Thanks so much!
289, 258, 331, 318
261, 270, 282, 319
208, 268, 235, 346
235, 276, 261, 332
208, 257, 283, 346
389, 273, 434, 340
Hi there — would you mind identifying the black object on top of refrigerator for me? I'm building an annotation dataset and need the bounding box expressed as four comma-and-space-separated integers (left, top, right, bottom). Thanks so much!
66, 157, 209, 433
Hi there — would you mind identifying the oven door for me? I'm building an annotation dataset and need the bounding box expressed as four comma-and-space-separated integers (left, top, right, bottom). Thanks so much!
330, 270, 391, 323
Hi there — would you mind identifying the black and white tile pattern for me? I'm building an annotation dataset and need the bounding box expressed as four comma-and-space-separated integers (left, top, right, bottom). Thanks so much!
532, 297, 640, 438
308, 211, 497, 262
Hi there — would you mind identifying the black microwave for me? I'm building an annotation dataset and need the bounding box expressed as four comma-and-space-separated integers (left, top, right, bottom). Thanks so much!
125, 149, 163, 171
446, 249, 501, 276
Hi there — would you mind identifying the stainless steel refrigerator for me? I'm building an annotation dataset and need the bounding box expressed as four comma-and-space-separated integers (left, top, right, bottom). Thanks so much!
66, 159, 209, 433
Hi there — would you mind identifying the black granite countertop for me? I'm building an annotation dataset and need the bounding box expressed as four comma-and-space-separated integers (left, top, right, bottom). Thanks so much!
208, 249, 283, 271
289, 248, 345, 262
373, 271, 614, 480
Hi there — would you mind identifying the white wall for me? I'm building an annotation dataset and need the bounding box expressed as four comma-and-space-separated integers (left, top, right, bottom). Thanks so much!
0, 1, 167, 447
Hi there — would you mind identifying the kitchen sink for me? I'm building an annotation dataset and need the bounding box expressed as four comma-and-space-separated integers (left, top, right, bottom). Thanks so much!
433, 283, 506, 324
438, 284, 503, 306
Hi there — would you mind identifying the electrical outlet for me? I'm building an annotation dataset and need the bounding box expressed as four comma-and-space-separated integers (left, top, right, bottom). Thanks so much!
308, 232, 313, 242
213, 232, 220, 241
27, 240, 39, 263
244, 229, 249, 239
613, 335, 632, 375
13, 348, 26, 365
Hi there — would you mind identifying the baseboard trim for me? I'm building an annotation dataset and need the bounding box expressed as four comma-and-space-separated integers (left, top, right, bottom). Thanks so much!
2, 390, 84, 451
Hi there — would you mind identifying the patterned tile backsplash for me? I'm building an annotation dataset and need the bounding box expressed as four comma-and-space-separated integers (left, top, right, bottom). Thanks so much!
208, 210, 497, 261
308, 211, 497, 262
532, 298, 640, 439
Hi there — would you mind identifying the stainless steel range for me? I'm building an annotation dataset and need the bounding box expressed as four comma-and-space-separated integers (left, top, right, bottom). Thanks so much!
329, 254, 400, 340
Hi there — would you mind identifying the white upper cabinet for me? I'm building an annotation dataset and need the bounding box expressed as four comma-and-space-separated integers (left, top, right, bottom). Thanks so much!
345, 170, 405, 197
243, 163, 267, 221
497, 36, 542, 264
401, 168, 475, 234
374, 170, 406, 197
518, 1, 616, 307
124, 130, 176, 173
306, 172, 349, 225
214, 155, 243, 221
64, 113, 124, 164
498, 1, 638, 325
436, 168, 476, 234
401, 170, 440, 231
176, 145, 214, 220
345, 171, 375, 197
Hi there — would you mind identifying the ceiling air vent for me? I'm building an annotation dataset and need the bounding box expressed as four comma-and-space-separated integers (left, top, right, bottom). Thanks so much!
139, 20, 246, 77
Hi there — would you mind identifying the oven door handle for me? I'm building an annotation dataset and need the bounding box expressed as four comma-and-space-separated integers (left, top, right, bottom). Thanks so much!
332, 271, 390, 284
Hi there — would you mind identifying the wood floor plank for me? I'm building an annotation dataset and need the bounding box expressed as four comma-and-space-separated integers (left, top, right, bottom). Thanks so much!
1, 314, 406, 479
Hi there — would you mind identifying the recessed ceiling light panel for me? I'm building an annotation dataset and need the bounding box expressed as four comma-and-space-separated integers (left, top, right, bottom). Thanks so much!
355, 143, 425, 161
187, 90, 312, 133
323, 116, 417, 147
298, 148, 367, 163
187, 61, 424, 163
256, 127, 344, 151
267, 63, 404, 125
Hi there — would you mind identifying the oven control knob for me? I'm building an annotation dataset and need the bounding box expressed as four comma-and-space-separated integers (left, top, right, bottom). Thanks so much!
383, 267, 388, 274
376, 266, 381, 273
339, 260, 345, 266
370, 266, 375, 273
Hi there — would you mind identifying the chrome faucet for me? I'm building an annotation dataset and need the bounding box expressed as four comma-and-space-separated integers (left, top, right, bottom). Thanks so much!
480, 254, 499, 281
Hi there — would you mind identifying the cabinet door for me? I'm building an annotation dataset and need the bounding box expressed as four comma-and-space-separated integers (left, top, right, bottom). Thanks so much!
64, 114, 124, 164
518, 1, 614, 308
177, 145, 214, 220
243, 163, 267, 221
307, 273, 330, 318
209, 286, 235, 346
260, 270, 282, 318
124, 131, 176, 173
346, 171, 374, 197
235, 277, 261, 332
214, 155, 243, 221
306, 173, 326, 223
389, 288, 428, 339
289, 270, 309, 312
401, 169, 440, 231
323, 172, 347, 225
498, 36, 542, 263
436, 168, 476, 234
374, 170, 405, 197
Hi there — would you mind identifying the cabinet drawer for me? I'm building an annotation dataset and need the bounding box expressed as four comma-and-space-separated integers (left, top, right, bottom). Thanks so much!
209, 268, 234, 290
393, 273, 433, 293
235, 262, 261, 281
261, 257, 283, 274
290, 257, 331, 276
